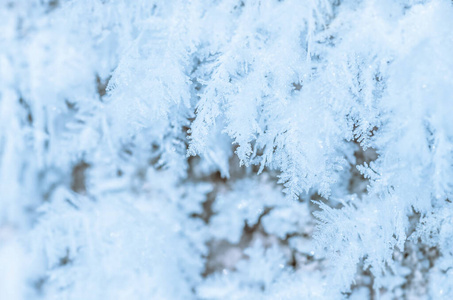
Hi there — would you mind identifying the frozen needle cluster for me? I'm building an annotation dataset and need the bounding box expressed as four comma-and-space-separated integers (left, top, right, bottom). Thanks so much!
1, 0, 453, 299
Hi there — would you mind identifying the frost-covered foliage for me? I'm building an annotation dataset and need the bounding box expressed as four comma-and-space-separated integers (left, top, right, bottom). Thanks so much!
1, 0, 453, 299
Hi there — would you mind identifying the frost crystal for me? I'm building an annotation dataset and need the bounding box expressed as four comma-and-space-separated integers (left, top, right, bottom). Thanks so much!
1, 0, 453, 299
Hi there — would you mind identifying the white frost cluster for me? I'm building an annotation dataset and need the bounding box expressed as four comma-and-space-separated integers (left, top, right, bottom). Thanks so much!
0, 0, 453, 299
